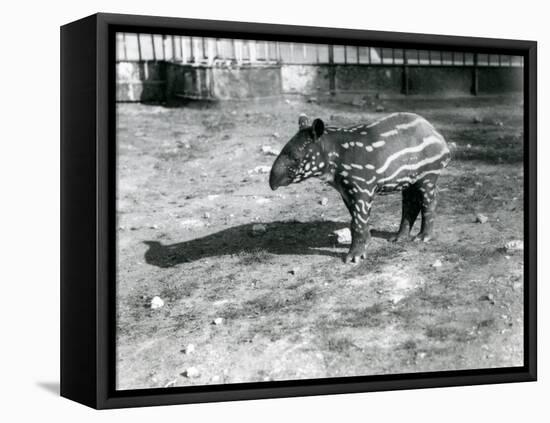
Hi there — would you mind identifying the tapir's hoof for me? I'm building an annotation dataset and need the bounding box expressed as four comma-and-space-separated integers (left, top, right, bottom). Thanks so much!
390, 232, 411, 243
344, 247, 367, 264
413, 233, 432, 243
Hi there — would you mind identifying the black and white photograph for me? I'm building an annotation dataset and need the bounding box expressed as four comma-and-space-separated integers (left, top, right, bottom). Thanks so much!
3, 0, 548, 418
114, 31, 526, 391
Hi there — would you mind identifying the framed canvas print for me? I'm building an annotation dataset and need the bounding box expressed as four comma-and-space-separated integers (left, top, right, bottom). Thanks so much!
60, 13, 537, 409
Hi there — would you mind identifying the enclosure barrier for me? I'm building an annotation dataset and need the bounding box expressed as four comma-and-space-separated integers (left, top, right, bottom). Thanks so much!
115, 33, 524, 102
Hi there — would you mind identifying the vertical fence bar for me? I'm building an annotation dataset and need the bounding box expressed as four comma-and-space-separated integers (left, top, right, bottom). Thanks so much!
402, 48, 409, 95
137, 34, 142, 61
471, 53, 479, 95
190, 37, 195, 62
162, 35, 167, 60
368, 47, 372, 64
179, 36, 184, 62
171, 36, 176, 61
392, 48, 396, 65
356, 46, 360, 64
328, 45, 336, 96
151, 34, 156, 60
344, 45, 348, 64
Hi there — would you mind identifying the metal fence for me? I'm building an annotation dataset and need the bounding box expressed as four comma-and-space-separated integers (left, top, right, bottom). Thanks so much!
116, 33, 524, 67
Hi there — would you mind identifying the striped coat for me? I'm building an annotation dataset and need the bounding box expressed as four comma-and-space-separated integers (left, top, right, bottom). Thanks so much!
270, 112, 451, 263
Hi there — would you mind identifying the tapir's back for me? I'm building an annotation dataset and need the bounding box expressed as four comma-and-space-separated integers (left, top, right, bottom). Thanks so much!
326, 112, 450, 191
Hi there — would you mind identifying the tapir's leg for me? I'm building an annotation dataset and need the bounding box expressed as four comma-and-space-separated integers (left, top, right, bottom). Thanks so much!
414, 175, 439, 242
339, 190, 354, 215
345, 194, 373, 263
392, 185, 422, 242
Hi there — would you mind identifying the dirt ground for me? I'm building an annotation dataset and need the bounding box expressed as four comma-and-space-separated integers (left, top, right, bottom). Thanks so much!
115, 94, 524, 390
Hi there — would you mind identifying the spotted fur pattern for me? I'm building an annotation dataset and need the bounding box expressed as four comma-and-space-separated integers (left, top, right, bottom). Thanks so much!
269, 112, 451, 263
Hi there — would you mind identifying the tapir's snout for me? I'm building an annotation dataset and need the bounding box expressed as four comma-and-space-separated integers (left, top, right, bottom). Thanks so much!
269, 155, 292, 190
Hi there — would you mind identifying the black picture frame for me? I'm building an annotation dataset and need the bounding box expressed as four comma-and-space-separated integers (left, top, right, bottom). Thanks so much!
60, 12, 537, 409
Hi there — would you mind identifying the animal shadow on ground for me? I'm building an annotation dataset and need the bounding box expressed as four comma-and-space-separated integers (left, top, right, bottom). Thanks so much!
143, 221, 346, 267
143, 221, 397, 268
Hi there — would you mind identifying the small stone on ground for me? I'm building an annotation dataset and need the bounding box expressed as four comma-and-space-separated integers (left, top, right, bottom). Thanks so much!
432, 259, 443, 268
333, 228, 352, 244
476, 213, 489, 224
183, 367, 200, 378
505, 240, 524, 253
150, 296, 164, 309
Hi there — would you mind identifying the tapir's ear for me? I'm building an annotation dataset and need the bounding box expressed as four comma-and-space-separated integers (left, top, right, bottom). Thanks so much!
298, 114, 310, 129
312, 118, 325, 139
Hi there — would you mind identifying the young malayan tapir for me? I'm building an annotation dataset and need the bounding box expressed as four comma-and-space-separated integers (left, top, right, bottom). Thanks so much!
269, 112, 451, 263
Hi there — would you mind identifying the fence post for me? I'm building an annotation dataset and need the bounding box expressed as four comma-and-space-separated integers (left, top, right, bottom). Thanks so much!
162, 35, 167, 61
471, 53, 479, 95
151, 34, 156, 61
402, 49, 409, 95
201, 38, 207, 61
328, 45, 336, 96
171, 36, 176, 61
136, 34, 142, 61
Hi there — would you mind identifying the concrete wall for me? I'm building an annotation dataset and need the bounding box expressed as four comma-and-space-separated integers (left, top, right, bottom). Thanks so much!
211, 66, 282, 99
478, 67, 523, 94
116, 61, 524, 102
335, 65, 402, 95
165, 64, 211, 100
281, 65, 331, 94
407, 67, 472, 95
281, 64, 523, 96
116, 62, 166, 102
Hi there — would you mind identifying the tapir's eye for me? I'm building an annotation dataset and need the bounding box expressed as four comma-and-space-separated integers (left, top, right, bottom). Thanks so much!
288, 153, 300, 164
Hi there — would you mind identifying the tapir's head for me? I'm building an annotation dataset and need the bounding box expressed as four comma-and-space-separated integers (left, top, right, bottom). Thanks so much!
269, 114, 325, 190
